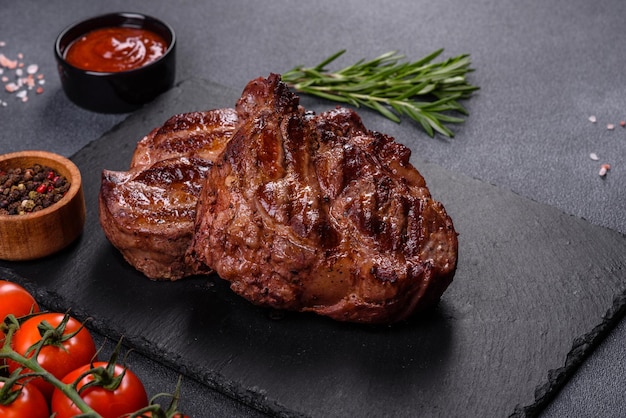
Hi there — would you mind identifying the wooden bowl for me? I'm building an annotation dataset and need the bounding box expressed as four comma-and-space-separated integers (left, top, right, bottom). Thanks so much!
0, 151, 86, 261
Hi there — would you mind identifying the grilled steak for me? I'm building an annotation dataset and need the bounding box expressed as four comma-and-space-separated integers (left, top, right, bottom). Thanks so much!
99, 110, 237, 280
189, 74, 458, 323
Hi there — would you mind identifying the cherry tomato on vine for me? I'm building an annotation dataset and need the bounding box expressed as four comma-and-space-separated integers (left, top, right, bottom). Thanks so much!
0, 280, 39, 321
51, 361, 149, 418
0, 380, 49, 418
7, 312, 97, 400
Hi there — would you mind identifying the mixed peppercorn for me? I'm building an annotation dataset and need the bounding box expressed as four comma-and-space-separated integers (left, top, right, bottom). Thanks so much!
0, 164, 70, 215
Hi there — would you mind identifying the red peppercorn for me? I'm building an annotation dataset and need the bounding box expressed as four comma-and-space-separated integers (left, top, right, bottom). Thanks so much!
36, 184, 46, 194
46, 171, 55, 180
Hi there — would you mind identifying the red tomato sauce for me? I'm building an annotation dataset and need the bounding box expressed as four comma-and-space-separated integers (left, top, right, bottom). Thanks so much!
64, 27, 168, 72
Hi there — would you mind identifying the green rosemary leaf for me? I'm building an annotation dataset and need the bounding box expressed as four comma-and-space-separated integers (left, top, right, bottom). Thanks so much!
411, 48, 445, 67
328, 81, 382, 93
394, 81, 433, 100
417, 111, 455, 137
409, 110, 436, 137
430, 113, 466, 124
368, 100, 402, 123
313, 49, 347, 71
298, 89, 353, 104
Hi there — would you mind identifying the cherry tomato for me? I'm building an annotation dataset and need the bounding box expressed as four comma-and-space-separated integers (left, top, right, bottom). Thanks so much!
0, 280, 39, 321
51, 361, 149, 418
7, 312, 97, 400
0, 380, 49, 418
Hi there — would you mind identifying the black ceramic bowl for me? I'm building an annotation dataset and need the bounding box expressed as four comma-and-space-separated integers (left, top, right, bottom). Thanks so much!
55, 12, 176, 113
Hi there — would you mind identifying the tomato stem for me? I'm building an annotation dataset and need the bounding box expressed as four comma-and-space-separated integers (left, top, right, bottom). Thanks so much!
0, 373, 22, 406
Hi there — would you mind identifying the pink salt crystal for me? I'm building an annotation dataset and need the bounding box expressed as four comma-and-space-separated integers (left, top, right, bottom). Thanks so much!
599, 164, 611, 177
0, 53, 17, 69
5, 82, 19, 92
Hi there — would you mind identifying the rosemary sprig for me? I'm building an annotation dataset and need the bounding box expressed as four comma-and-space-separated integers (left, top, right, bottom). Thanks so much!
282, 49, 479, 137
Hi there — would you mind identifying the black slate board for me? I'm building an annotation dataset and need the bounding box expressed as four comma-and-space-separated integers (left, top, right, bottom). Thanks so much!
2, 78, 626, 417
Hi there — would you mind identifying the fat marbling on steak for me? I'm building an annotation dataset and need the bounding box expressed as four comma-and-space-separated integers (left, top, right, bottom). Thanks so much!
188, 74, 458, 323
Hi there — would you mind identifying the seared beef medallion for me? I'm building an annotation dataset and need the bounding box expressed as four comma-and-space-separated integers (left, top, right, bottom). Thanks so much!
99, 110, 237, 280
187, 74, 458, 323
99, 74, 458, 323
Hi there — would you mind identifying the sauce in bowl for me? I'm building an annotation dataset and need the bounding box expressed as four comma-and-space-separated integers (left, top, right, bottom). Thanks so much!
64, 27, 168, 73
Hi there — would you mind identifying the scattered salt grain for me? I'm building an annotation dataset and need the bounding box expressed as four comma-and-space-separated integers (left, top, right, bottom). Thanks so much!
5, 82, 18, 93
589, 115, 597, 123
599, 164, 610, 177
0, 53, 17, 69
607, 123, 615, 130
0, 43, 45, 108
590, 153, 599, 161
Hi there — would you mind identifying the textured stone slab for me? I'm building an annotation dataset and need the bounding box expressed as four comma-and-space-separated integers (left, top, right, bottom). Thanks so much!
2, 78, 626, 417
